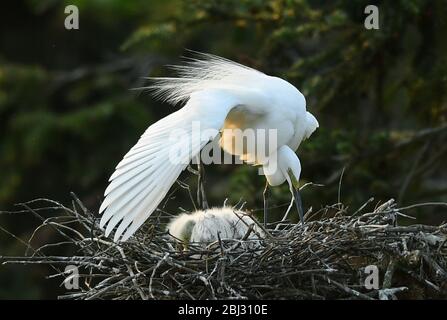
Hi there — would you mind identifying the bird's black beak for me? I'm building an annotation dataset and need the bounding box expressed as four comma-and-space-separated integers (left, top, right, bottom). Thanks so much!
292, 187, 305, 225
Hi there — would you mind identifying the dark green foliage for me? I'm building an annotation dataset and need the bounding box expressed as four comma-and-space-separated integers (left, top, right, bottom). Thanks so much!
0, 0, 446, 298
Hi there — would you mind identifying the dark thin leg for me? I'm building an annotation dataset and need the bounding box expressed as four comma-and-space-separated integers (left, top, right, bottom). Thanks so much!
263, 181, 270, 227
292, 187, 305, 225
197, 156, 209, 210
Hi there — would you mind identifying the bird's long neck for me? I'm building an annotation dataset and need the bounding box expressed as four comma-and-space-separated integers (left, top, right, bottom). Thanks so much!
263, 145, 301, 187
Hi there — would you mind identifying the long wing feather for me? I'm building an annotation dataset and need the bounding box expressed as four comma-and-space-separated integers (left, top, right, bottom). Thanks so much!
99, 90, 240, 242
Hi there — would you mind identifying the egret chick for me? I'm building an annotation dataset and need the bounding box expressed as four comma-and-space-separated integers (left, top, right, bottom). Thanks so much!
167, 207, 263, 249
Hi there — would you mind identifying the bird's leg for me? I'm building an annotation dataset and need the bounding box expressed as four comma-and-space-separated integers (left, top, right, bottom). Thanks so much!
195, 155, 202, 207
263, 181, 270, 227
196, 155, 209, 210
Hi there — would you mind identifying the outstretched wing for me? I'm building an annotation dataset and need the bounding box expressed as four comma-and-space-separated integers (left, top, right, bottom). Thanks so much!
99, 90, 240, 242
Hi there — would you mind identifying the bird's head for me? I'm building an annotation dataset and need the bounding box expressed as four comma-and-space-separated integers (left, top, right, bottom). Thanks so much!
264, 146, 301, 186
263, 145, 304, 223
167, 213, 196, 250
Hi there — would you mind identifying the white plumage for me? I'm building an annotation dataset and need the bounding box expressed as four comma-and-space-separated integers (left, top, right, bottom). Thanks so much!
167, 207, 263, 246
99, 52, 319, 242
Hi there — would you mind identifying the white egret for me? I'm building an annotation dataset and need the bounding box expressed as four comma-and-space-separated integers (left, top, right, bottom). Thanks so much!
99, 52, 319, 242
167, 207, 263, 248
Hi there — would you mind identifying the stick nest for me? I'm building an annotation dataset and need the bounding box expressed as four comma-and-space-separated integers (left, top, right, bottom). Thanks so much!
1, 195, 447, 300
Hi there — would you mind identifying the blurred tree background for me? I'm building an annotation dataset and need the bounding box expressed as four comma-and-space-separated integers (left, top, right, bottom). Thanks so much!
0, 0, 446, 298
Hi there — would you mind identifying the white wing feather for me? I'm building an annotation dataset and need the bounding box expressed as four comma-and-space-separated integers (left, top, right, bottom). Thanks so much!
100, 90, 239, 241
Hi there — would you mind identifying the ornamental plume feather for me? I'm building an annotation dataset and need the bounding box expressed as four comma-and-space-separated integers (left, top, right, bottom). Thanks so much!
145, 52, 266, 105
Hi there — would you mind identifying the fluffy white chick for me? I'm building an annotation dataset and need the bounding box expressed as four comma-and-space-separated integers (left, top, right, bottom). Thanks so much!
167, 207, 263, 248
